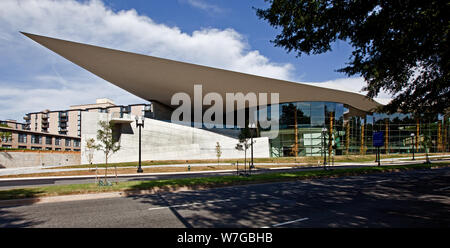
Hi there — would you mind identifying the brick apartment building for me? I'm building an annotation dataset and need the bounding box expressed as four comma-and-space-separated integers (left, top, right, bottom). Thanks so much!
0, 98, 152, 151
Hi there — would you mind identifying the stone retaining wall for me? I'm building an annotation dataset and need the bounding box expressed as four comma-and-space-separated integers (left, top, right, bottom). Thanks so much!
0, 150, 81, 168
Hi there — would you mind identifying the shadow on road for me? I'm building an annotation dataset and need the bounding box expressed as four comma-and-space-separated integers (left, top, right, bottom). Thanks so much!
0, 188, 44, 227
123, 169, 450, 228
0, 207, 44, 227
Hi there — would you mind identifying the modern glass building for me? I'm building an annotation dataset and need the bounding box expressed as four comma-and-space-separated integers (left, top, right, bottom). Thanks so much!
257, 102, 449, 157
22, 32, 449, 161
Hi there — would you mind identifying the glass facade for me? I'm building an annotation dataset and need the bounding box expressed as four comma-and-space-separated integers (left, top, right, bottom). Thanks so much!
257, 101, 450, 157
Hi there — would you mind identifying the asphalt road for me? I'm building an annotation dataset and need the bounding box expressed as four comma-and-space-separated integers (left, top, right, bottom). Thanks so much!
0, 165, 354, 190
0, 167, 449, 228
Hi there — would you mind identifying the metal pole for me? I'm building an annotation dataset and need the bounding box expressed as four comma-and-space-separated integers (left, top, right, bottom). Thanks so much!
137, 124, 143, 173
378, 147, 380, 166
323, 130, 327, 170
375, 147, 378, 163
251, 133, 253, 175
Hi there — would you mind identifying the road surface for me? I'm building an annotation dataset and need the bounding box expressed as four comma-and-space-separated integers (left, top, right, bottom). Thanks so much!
0, 167, 449, 227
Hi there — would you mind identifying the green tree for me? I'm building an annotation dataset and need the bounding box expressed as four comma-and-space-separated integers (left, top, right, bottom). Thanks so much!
256, 0, 449, 116
215, 142, 222, 166
84, 138, 98, 171
95, 121, 120, 184
236, 123, 255, 171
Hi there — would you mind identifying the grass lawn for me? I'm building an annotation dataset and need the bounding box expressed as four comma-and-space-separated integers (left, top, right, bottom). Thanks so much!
46, 152, 450, 170
0, 162, 448, 201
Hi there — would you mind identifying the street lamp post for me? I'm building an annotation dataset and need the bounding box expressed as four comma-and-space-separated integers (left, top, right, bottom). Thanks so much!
411, 133, 415, 160
136, 116, 144, 173
248, 122, 257, 175
322, 127, 328, 170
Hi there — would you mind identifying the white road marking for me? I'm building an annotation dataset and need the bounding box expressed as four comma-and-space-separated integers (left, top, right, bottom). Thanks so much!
148, 199, 231, 210
261, 217, 309, 228
375, 179, 391, 183
366, 179, 391, 184
435, 186, 450, 191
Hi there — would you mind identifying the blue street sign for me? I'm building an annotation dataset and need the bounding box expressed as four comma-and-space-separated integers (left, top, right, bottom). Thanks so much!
373, 132, 384, 147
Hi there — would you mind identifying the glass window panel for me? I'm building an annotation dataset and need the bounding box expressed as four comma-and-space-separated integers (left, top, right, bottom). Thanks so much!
310, 102, 325, 127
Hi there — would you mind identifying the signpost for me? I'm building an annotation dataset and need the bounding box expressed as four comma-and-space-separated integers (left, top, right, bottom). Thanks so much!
373, 132, 384, 166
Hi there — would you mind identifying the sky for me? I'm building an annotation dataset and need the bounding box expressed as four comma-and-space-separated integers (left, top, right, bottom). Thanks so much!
0, 0, 392, 122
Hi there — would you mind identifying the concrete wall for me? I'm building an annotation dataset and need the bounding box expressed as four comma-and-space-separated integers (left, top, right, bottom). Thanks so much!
0, 150, 81, 168
81, 112, 270, 164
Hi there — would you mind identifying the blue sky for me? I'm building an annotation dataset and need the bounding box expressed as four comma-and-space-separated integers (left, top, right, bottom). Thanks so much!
0, 0, 390, 122
104, 0, 354, 82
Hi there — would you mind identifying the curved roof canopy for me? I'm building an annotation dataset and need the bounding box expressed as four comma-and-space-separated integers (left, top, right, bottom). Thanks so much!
22, 32, 380, 112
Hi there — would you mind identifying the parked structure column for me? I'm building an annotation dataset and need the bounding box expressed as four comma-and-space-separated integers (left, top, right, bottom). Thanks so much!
416, 118, 420, 152
385, 119, 389, 154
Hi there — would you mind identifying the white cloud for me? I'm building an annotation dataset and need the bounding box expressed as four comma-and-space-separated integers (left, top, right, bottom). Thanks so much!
181, 0, 224, 13
0, 0, 295, 121
304, 77, 393, 105
0, 0, 393, 122
0, 0, 294, 79
0, 75, 143, 122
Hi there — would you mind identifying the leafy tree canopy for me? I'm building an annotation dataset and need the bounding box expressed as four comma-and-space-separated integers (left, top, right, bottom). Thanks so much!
256, 0, 449, 117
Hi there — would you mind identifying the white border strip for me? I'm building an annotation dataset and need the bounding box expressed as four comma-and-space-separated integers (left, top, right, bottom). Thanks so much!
262, 217, 309, 228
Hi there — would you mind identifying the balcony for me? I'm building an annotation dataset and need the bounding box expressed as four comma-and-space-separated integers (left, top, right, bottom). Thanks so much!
121, 106, 131, 113
22, 124, 30, 130
42, 114, 49, 119
59, 112, 68, 121
110, 112, 133, 124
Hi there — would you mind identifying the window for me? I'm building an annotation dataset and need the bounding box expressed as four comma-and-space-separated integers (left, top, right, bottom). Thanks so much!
65, 138, 71, 147
46, 136, 52, 145
55, 137, 61, 146
310, 102, 325, 127
296, 102, 311, 127
73, 139, 80, 147
31, 135, 41, 144
1, 136, 12, 143
18, 134, 27, 143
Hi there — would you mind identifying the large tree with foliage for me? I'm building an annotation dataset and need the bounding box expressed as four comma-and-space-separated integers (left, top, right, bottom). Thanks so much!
256, 0, 449, 116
